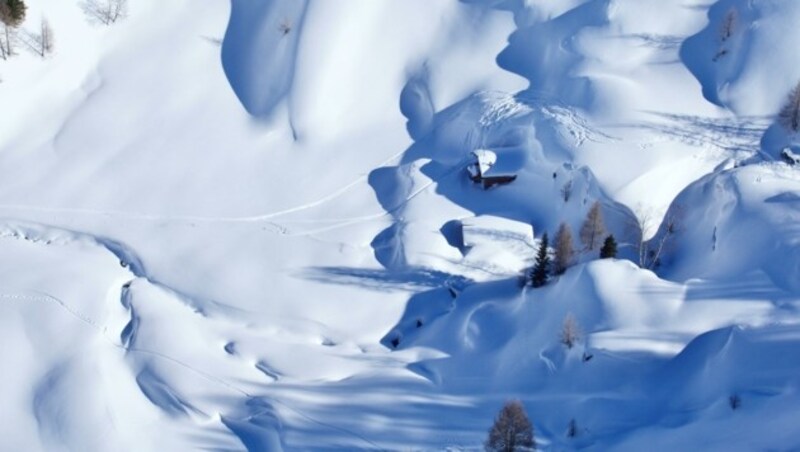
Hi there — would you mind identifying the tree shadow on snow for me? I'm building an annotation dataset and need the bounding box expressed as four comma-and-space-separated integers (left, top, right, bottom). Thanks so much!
302, 266, 472, 293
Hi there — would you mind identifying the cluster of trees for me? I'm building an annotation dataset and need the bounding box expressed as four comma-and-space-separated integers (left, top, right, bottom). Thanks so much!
0, 0, 26, 59
527, 201, 618, 288
526, 199, 683, 289
79, 0, 127, 26
0, 0, 52, 61
0, 0, 129, 64
720, 8, 737, 42
713, 7, 738, 62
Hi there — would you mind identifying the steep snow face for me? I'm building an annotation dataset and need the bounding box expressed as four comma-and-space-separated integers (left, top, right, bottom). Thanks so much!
221, 0, 309, 119
682, 0, 800, 116
612, 324, 800, 451
656, 163, 800, 293
223, 0, 524, 139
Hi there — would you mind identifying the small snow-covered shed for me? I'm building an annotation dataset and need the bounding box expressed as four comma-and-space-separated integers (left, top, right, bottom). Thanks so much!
466, 149, 518, 189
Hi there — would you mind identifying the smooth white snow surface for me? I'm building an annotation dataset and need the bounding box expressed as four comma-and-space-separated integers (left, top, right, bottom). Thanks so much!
1, 0, 800, 450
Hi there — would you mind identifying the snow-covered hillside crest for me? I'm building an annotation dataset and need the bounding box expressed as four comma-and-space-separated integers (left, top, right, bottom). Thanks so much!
1, 0, 800, 450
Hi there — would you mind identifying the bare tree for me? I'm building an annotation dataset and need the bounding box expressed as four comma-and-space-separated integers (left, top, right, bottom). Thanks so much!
779, 81, 800, 133
278, 18, 292, 36
560, 179, 573, 202
0, 3, 6, 60
486, 400, 535, 451
39, 17, 52, 56
553, 222, 575, 276
720, 8, 737, 42
580, 201, 605, 251
24, 16, 52, 57
560, 313, 581, 349
646, 206, 683, 270
629, 205, 682, 269
80, 0, 127, 25
628, 205, 653, 268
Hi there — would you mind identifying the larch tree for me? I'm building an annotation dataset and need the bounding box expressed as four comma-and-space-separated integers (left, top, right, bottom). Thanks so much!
580, 201, 605, 251
553, 222, 575, 275
485, 400, 536, 451
560, 313, 581, 349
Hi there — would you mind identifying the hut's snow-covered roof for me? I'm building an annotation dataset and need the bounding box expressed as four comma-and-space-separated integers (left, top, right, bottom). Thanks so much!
470, 149, 518, 178
470, 149, 497, 178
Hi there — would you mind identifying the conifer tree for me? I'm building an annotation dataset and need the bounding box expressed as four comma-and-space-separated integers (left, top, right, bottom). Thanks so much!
530, 233, 550, 288
599, 234, 618, 259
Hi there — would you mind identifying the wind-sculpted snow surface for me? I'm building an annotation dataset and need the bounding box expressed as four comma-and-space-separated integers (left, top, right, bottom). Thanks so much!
654, 163, 800, 293
221, 0, 308, 120
681, 0, 800, 116
2, 0, 800, 450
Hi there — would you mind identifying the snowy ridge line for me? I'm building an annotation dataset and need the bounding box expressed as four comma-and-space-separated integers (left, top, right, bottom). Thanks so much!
0, 220, 245, 315
0, 286, 251, 397
0, 221, 387, 449
1, 285, 386, 450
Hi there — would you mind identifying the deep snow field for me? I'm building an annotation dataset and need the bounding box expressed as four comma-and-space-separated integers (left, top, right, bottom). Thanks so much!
2, 0, 800, 450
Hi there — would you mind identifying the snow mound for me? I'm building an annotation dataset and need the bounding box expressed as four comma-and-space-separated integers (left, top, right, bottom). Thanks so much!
655, 162, 800, 292
681, 0, 800, 116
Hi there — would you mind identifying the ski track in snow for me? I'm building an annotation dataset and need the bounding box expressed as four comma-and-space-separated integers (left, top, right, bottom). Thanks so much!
0, 152, 465, 240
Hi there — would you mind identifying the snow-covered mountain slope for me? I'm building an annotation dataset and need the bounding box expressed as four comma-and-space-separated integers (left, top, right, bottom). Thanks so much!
1, 0, 800, 450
